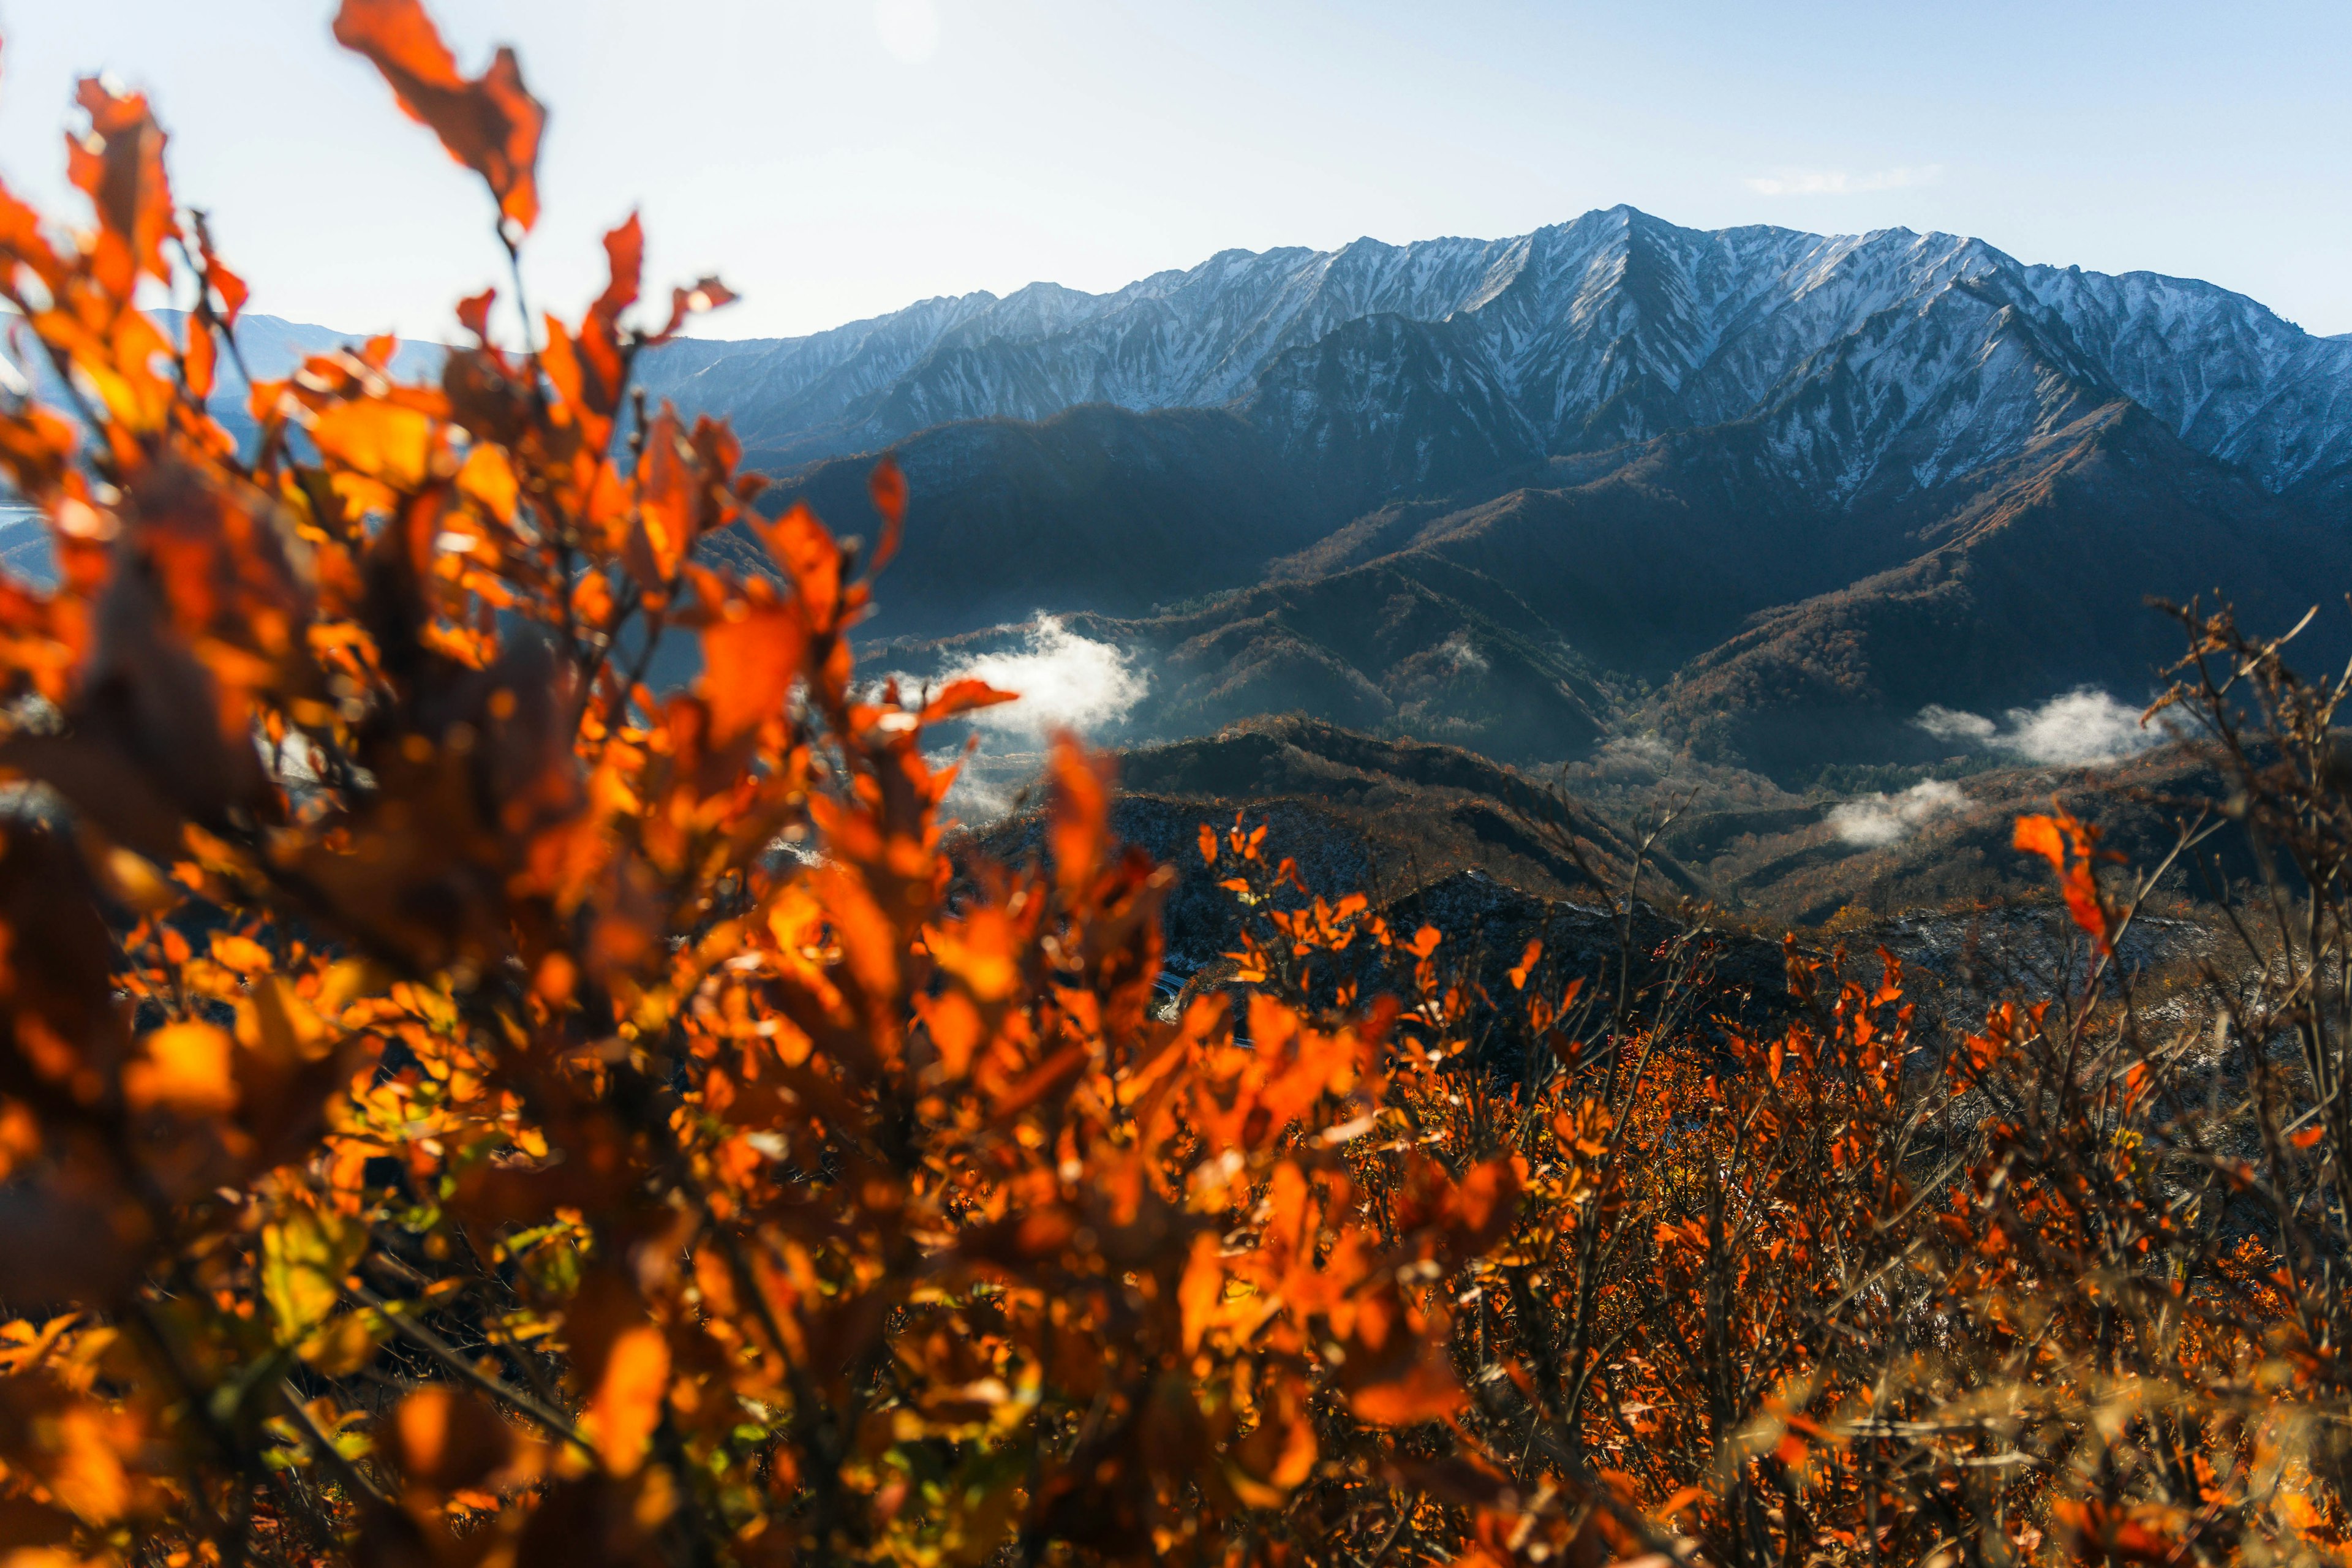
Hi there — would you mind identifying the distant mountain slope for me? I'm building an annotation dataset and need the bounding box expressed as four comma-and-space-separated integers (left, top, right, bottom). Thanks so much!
1648, 404, 2352, 772
703, 404, 1325, 638
636, 206, 2352, 499
861, 391, 2348, 775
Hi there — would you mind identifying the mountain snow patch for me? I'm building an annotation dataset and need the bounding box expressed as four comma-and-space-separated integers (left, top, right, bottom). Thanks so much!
1828, 780, 1970, 848
1915, 688, 2164, 766
930, 617, 1146, 739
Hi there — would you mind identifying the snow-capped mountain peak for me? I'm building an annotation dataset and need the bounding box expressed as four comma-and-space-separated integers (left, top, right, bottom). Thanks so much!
631, 207, 2352, 500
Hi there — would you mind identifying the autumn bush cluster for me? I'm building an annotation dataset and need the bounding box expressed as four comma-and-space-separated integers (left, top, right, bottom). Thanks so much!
1, 6, 2350, 1567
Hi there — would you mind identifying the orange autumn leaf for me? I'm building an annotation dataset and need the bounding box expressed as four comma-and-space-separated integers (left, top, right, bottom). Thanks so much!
40, 1403, 134, 1525
754, 502, 843, 633
333, 0, 546, 232
1046, 732, 1113, 903
1347, 1351, 1466, 1428
590, 211, 644, 334
626, 408, 693, 593
123, 1021, 238, 1115
311, 398, 437, 490
183, 312, 217, 402
390, 1386, 517, 1496
2013, 807, 2114, 952
192, 211, 248, 325
209, 932, 274, 975
586, 1323, 670, 1476
699, 600, 804, 748
66, 80, 177, 296
916, 677, 1019, 726
655, 275, 740, 342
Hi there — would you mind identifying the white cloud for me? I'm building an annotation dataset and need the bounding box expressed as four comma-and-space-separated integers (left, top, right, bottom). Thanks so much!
1997, 688, 2163, 765
1915, 704, 1997, 745
937, 763, 1017, 824
1912, 688, 2165, 767
922, 616, 1146, 739
1828, 778, 1969, 848
1746, 164, 1945, 197
1594, 733, 1674, 779
1439, 630, 1489, 674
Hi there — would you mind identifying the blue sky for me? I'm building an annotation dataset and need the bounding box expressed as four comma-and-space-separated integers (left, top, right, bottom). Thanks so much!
1, 0, 2345, 342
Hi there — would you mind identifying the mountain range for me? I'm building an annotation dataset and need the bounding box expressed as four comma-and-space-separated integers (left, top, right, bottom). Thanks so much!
654, 206, 2350, 778
635, 206, 2352, 497
18, 206, 2341, 784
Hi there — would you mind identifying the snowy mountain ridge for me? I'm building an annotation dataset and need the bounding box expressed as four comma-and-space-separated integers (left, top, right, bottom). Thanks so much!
634, 205, 2352, 501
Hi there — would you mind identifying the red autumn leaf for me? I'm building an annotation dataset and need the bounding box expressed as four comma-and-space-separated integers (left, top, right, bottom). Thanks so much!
455, 285, 497, 344
183, 314, 216, 402
625, 408, 692, 594
916, 677, 1018, 726
699, 601, 805, 750
867, 456, 908, 575
1047, 733, 1113, 904
2051, 1498, 2187, 1565
591, 212, 643, 331
755, 502, 843, 633
1346, 1344, 1466, 1427
2014, 808, 2113, 953
66, 79, 177, 297
333, 0, 546, 233
654, 276, 740, 342
192, 213, 248, 326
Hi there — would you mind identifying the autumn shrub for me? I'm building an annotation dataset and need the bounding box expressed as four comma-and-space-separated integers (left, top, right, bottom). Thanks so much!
0, 7, 2349, 1568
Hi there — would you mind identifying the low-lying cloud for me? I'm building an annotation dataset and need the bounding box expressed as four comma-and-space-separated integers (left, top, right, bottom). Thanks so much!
1828, 779, 1969, 848
1593, 733, 1675, 779
1746, 164, 1943, 197
1916, 688, 2165, 767
924, 616, 1147, 739
1438, 630, 1490, 674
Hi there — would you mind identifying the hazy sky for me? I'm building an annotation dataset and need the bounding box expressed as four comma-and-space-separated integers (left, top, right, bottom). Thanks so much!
1, 1, 2346, 343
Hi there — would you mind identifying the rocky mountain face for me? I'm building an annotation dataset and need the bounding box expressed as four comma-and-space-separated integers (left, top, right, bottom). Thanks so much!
638, 206, 2352, 502
722, 209, 2350, 778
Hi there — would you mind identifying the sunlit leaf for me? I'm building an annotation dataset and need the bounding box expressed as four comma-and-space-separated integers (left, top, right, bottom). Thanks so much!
333, 0, 546, 232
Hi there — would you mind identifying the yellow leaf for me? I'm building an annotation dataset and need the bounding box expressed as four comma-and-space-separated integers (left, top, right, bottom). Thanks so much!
236, 973, 331, 1065
456, 441, 518, 522
311, 399, 435, 490
208, 932, 273, 974
43, 1405, 129, 1525
262, 1208, 364, 1347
